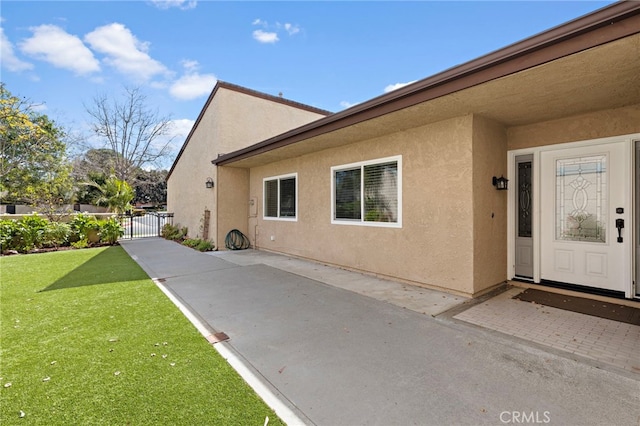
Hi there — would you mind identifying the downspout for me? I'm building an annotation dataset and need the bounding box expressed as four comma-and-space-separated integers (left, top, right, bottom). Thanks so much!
214, 164, 219, 250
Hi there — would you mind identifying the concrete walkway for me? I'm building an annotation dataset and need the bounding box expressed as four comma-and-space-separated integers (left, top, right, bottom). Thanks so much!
121, 238, 640, 426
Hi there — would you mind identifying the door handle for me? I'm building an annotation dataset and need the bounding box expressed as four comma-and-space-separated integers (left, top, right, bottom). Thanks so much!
616, 218, 624, 243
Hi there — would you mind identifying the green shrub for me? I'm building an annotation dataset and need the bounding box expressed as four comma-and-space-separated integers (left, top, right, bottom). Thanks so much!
71, 238, 89, 249
181, 238, 198, 248
196, 239, 214, 252
70, 213, 100, 242
182, 238, 214, 252
0, 214, 124, 254
161, 223, 187, 242
0, 220, 19, 251
16, 214, 48, 252
44, 221, 71, 248
98, 217, 124, 245
2, 218, 71, 252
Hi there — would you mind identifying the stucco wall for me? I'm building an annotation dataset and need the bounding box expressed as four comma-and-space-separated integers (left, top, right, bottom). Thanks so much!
472, 116, 508, 295
167, 86, 327, 240
507, 103, 640, 150
166, 126, 217, 239
245, 115, 476, 295
216, 167, 250, 248
213, 89, 327, 154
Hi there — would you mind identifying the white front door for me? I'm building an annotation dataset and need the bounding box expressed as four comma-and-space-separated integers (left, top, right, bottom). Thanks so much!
540, 141, 630, 293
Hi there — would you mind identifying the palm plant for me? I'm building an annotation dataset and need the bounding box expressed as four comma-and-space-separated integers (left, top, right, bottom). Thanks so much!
88, 176, 134, 214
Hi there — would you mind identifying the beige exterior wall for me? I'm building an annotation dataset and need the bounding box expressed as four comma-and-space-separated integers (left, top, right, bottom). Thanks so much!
472, 116, 508, 295
476, 104, 640, 294
212, 104, 638, 297
507, 103, 640, 150
216, 167, 250, 247
245, 115, 477, 296
167, 86, 327, 245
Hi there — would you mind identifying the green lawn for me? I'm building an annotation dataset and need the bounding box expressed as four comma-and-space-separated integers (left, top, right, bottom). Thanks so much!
0, 247, 284, 425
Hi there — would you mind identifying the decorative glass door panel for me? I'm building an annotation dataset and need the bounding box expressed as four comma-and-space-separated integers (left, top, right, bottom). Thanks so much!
518, 161, 532, 238
555, 155, 606, 243
515, 155, 533, 278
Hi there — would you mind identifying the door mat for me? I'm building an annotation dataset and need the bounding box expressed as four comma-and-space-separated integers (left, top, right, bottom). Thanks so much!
513, 289, 640, 326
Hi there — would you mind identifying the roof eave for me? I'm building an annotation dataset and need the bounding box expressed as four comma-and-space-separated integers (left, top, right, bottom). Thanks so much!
212, 1, 640, 167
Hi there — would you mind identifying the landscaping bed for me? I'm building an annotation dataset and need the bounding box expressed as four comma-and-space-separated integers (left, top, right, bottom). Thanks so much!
0, 213, 123, 255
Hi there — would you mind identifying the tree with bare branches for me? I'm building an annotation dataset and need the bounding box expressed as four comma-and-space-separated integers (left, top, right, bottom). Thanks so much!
84, 87, 174, 184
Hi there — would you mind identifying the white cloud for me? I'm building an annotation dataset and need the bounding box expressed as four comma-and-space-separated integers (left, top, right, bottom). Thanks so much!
170, 73, 217, 100
169, 118, 195, 138
282, 23, 300, 35
152, 118, 193, 151
152, 118, 195, 169
169, 60, 216, 100
181, 59, 199, 72
384, 80, 417, 93
19, 24, 99, 75
253, 29, 279, 44
150, 0, 197, 10
85, 23, 168, 82
252, 19, 301, 43
0, 27, 34, 72
340, 101, 356, 109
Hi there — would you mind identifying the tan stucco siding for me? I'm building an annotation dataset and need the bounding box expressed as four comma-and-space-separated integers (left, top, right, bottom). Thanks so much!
167, 87, 327, 240
167, 92, 222, 238
246, 115, 476, 295
507, 103, 640, 150
166, 134, 217, 240
213, 89, 328, 156
216, 167, 250, 248
472, 116, 508, 295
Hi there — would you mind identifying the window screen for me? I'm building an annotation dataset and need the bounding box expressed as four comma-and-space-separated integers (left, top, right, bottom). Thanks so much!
333, 157, 399, 225
279, 178, 296, 217
264, 179, 278, 217
263, 175, 296, 219
363, 161, 398, 222
335, 168, 361, 220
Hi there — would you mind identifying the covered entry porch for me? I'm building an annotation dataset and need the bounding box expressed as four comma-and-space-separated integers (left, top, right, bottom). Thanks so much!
508, 135, 640, 300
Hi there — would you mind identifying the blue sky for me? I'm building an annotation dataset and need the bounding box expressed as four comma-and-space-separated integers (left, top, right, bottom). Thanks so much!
1, 1, 615, 167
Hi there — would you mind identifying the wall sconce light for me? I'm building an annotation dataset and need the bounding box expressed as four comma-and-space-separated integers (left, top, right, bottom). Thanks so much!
205, 177, 214, 189
492, 175, 508, 190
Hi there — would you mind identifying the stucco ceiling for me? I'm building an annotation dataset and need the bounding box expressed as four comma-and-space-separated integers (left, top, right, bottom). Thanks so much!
229, 32, 640, 168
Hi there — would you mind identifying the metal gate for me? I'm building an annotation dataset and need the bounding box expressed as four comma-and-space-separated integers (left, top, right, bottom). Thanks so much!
119, 212, 173, 239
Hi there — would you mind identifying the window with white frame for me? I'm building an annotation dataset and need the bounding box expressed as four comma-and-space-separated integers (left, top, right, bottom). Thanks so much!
263, 174, 297, 220
332, 156, 401, 227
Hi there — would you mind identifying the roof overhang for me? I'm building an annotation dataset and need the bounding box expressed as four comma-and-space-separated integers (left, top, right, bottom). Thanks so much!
212, 2, 640, 168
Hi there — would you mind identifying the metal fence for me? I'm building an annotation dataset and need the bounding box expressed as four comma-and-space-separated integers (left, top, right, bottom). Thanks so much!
118, 212, 173, 239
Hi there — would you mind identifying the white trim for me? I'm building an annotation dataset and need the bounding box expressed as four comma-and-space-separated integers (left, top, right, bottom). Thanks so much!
508, 150, 541, 283
330, 155, 403, 228
625, 140, 634, 298
634, 140, 640, 299
262, 173, 298, 222
508, 133, 640, 298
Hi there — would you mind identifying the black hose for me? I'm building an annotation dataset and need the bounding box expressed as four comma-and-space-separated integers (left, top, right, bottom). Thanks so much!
225, 229, 251, 250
